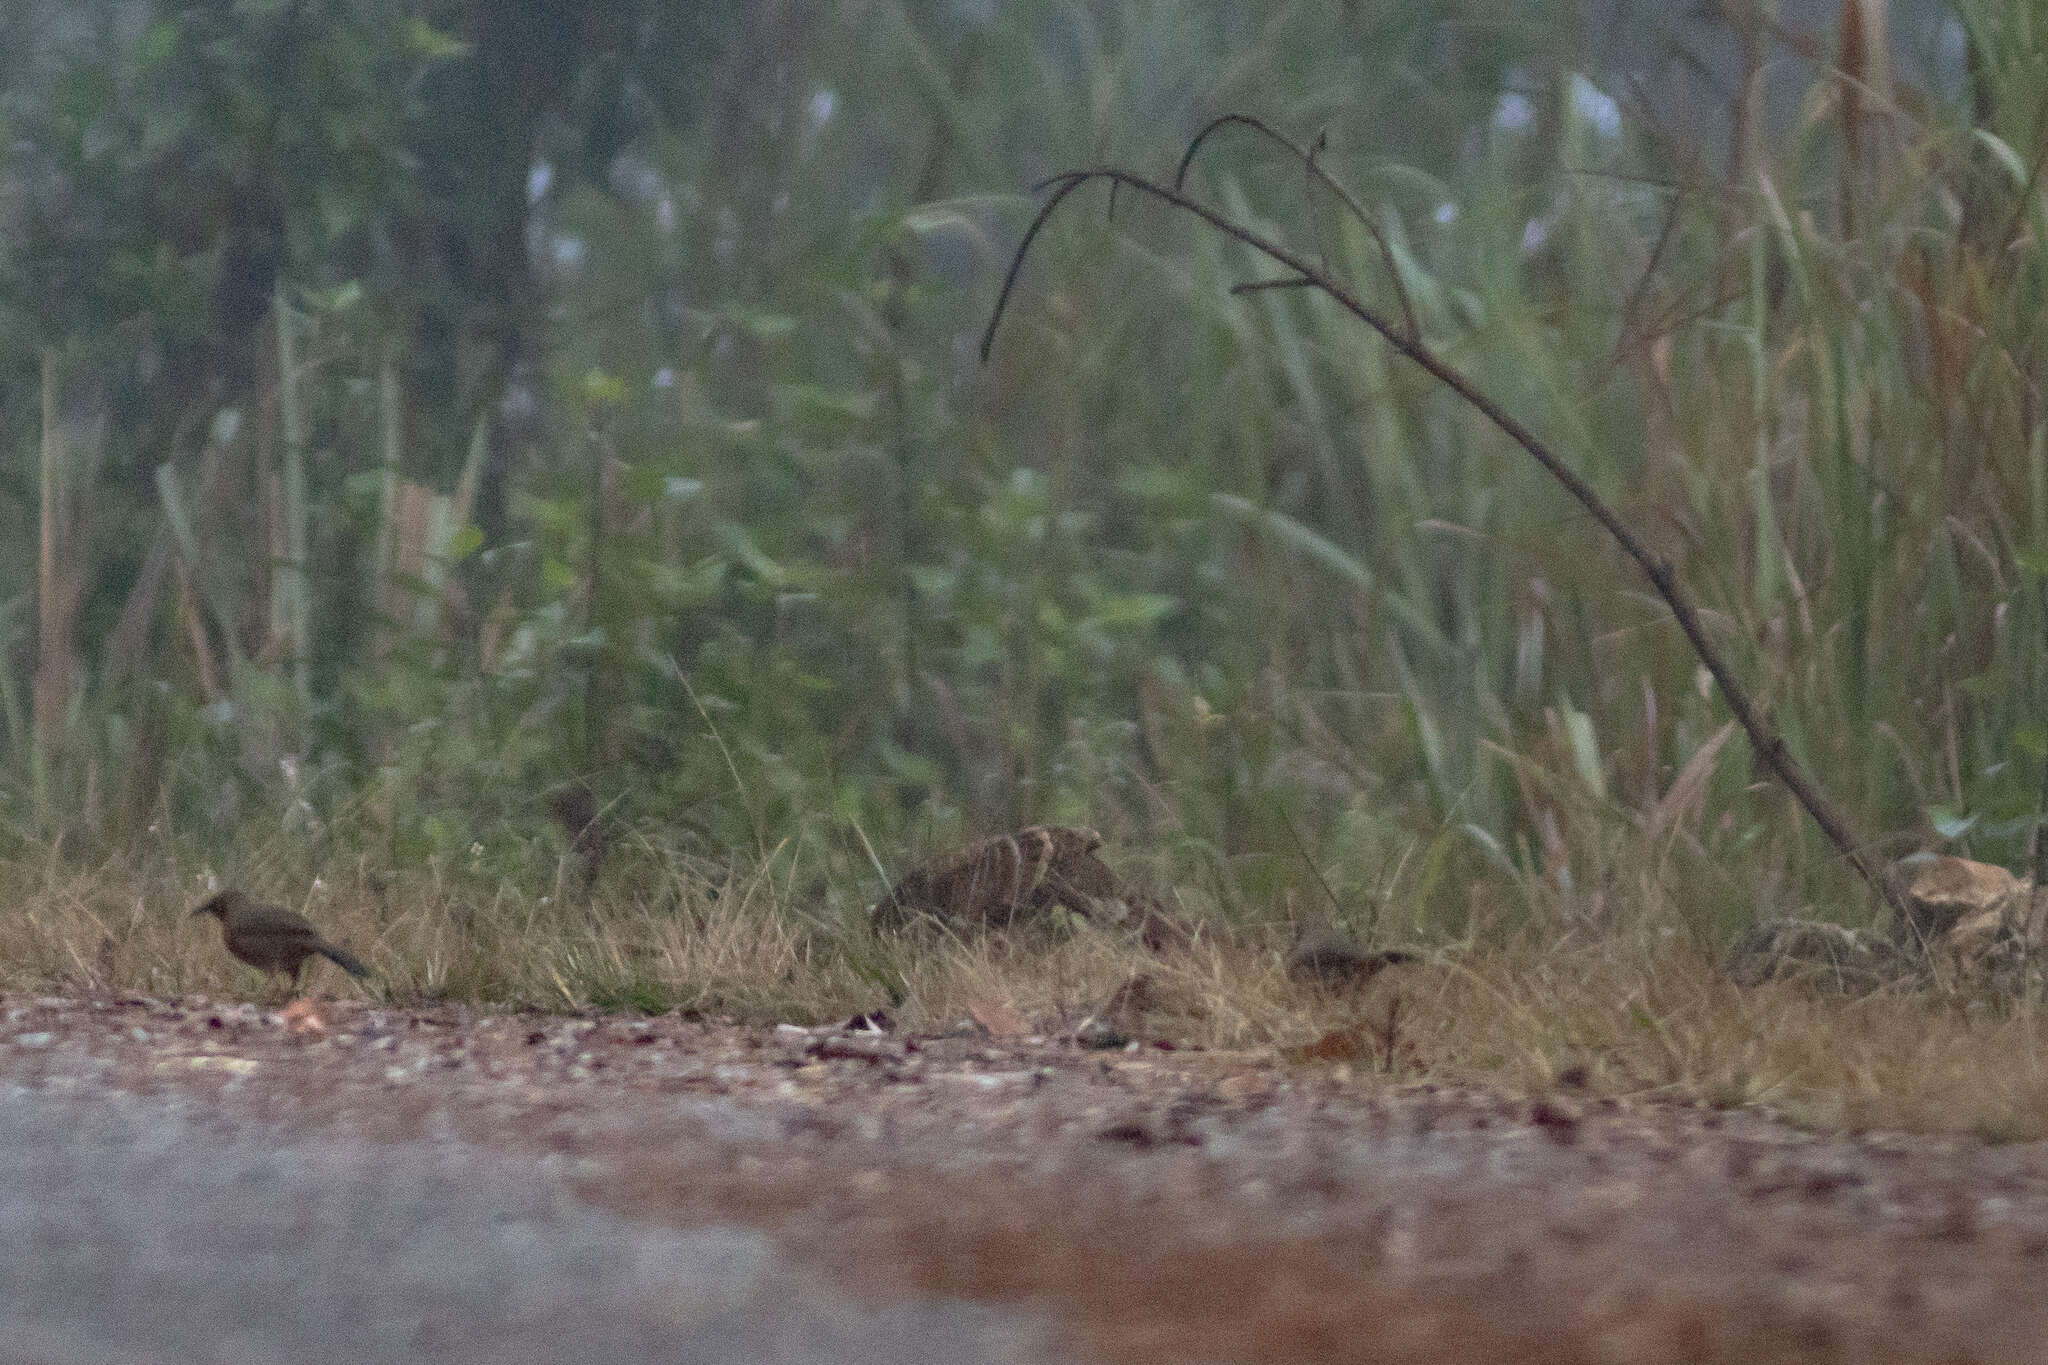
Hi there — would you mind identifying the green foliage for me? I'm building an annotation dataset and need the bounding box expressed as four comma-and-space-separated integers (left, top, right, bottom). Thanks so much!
0, 1, 2040, 945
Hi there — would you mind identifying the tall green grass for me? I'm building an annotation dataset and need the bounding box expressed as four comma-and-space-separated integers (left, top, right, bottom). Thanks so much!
2, 2, 2044, 955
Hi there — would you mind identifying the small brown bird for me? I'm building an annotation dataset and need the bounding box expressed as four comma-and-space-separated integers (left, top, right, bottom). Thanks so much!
1286, 924, 1416, 987
191, 890, 371, 995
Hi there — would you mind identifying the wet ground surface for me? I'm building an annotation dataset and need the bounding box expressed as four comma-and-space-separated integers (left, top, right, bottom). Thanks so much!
0, 1085, 1057, 1365
0, 1080, 1056, 1358
7, 994, 2048, 1363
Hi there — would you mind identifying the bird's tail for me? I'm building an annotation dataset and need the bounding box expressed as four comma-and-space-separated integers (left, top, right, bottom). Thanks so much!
320, 944, 372, 979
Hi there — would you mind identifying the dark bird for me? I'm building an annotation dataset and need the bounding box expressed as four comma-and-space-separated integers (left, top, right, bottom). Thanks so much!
191, 890, 371, 995
1286, 925, 1416, 987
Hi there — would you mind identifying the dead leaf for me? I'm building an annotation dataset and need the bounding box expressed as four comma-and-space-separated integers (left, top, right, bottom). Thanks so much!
1289, 1025, 1373, 1064
965, 996, 1028, 1039
1648, 719, 1736, 843
281, 999, 326, 1035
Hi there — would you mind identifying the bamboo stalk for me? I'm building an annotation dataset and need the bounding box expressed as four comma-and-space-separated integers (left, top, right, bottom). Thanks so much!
274, 280, 312, 704
374, 341, 402, 656
34, 350, 60, 819
155, 463, 246, 674
417, 412, 492, 636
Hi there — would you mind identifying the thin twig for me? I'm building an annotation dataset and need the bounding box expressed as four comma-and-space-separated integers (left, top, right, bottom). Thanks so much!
1609, 183, 1685, 368
2035, 576, 2048, 897
1175, 113, 1419, 342
1278, 806, 1346, 926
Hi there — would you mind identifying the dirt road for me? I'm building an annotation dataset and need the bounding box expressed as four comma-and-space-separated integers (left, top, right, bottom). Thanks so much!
5, 994, 2048, 1363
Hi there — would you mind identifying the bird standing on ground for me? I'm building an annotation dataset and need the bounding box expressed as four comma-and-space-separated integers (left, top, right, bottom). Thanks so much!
1286, 923, 1416, 987
191, 890, 371, 996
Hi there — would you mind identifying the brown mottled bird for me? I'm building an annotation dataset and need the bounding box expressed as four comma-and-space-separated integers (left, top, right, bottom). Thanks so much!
1286, 924, 1416, 987
191, 890, 371, 995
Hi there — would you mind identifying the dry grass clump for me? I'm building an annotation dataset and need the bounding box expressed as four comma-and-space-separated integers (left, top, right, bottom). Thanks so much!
1392, 940, 2048, 1138
7, 845, 2048, 1140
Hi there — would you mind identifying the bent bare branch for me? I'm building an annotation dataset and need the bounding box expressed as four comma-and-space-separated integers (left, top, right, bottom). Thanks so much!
981, 162, 1906, 924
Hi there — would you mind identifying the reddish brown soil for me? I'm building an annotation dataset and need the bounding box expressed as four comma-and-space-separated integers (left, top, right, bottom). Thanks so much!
6, 993, 2048, 1364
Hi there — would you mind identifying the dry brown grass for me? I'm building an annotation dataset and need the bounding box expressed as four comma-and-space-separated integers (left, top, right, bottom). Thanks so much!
8, 848, 2048, 1140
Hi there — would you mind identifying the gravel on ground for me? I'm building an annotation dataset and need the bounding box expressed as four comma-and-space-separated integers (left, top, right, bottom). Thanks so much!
5, 994, 2048, 1364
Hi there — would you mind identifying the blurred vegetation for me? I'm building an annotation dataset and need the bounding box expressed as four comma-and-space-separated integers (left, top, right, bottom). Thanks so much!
0, 0, 2041, 943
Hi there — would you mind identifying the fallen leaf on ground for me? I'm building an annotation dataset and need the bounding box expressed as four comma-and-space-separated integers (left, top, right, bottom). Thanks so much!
1289, 1024, 1373, 1063
965, 996, 1028, 1039
282, 1000, 326, 1035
